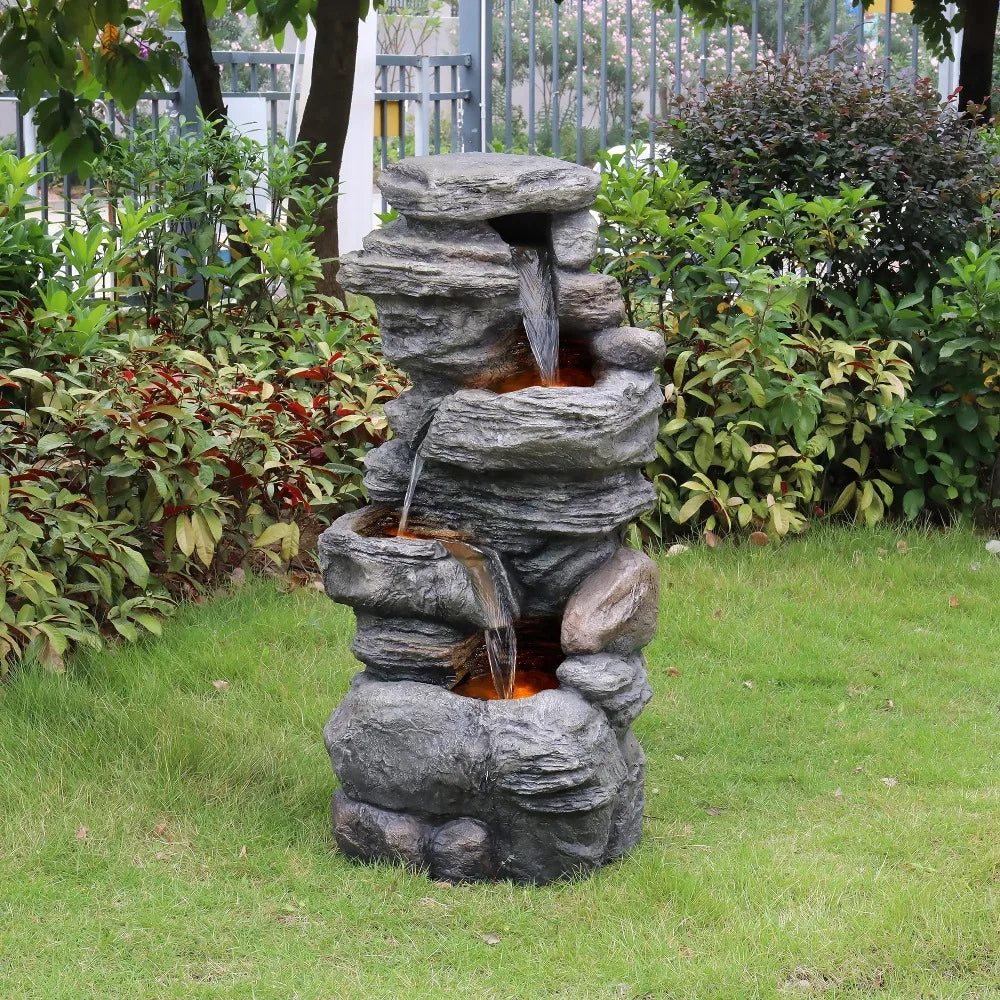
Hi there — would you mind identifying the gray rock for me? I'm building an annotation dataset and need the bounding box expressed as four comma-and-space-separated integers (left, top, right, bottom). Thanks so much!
352, 613, 481, 685
557, 271, 626, 332
561, 548, 660, 654
331, 790, 430, 870
383, 386, 450, 449
339, 250, 519, 300
604, 732, 645, 860
591, 326, 667, 372
375, 297, 521, 382
420, 369, 661, 472
362, 216, 513, 267
318, 508, 509, 628
324, 674, 632, 884
430, 819, 495, 882
364, 440, 657, 552
509, 534, 622, 616
556, 652, 653, 731
550, 209, 599, 270
379, 153, 599, 222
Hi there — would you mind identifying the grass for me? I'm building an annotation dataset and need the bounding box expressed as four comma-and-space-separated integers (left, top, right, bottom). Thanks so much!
1, 525, 999, 999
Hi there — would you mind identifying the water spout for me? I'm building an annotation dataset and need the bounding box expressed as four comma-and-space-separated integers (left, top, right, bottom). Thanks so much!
510, 246, 559, 385
442, 540, 518, 699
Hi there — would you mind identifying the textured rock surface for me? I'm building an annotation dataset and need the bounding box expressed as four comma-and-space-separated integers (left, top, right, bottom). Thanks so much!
375, 298, 521, 381
320, 154, 658, 884
561, 548, 660, 654
604, 732, 646, 860
421, 369, 660, 472
430, 819, 495, 882
362, 216, 513, 266
383, 385, 450, 448
318, 508, 512, 628
556, 652, 653, 731
379, 153, 599, 222
339, 250, 519, 300
508, 534, 622, 616
364, 441, 657, 550
591, 326, 667, 372
550, 208, 599, 270
352, 613, 481, 684
325, 674, 629, 883
331, 790, 430, 870
557, 271, 626, 332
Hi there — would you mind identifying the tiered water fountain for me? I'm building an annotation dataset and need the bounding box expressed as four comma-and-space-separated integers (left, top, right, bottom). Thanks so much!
319, 153, 663, 884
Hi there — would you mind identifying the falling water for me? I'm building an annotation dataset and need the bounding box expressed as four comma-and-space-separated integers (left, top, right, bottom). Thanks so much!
396, 445, 425, 536
443, 540, 518, 699
510, 246, 559, 385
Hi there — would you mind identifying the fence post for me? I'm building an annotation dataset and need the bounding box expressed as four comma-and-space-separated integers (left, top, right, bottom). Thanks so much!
458, 0, 483, 151
170, 30, 201, 135
415, 56, 431, 157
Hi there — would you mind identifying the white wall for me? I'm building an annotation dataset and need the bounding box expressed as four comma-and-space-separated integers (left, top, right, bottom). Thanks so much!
296, 10, 377, 255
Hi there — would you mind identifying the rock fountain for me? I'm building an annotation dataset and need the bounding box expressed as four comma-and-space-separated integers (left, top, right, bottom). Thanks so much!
319, 153, 664, 884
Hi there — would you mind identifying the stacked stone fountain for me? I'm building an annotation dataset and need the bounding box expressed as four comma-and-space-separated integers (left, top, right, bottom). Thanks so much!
319, 153, 664, 884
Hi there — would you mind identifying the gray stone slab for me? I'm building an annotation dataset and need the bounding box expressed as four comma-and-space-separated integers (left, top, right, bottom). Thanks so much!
331, 790, 430, 871
318, 508, 505, 628
352, 613, 481, 685
556, 652, 653, 731
557, 271, 626, 332
420, 368, 660, 472
339, 250, 518, 300
364, 440, 657, 552
509, 534, 622, 616
379, 153, 599, 222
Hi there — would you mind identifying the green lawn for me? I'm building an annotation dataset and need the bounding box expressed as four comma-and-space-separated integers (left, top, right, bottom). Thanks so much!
2, 526, 999, 999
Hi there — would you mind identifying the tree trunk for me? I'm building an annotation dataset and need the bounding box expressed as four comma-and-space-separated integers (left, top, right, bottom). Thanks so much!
295, 4, 360, 301
958, 0, 1000, 116
179, 0, 227, 128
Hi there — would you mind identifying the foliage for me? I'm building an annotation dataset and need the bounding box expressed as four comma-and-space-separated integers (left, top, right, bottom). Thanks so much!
898, 240, 1000, 517
659, 54, 999, 295
92, 120, 335, 335
0, 138, 403, 674
0, 0, 327, 175
597, 150, 938, 541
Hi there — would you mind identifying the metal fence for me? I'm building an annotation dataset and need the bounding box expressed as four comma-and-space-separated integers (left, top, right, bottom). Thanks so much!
0, 43, 303, 233
444, 0, 947, 163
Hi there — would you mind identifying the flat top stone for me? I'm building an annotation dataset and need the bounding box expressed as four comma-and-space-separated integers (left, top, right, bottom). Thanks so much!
379, 153, 600, 222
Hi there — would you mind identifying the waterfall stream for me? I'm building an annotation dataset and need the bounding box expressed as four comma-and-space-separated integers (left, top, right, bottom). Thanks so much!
511, 245, 560, 385
443, 540, 518, 700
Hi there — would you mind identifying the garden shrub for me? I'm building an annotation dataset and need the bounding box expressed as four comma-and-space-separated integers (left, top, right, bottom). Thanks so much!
0, 135, 404, 673
597, 151, 924, 540
660, 55, 999, 295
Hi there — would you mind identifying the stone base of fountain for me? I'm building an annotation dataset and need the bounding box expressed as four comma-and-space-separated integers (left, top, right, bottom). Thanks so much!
321, 153, 662, 884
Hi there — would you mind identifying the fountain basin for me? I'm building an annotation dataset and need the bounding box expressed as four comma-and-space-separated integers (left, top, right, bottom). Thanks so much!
318, 507, 518, 629
325, 673, 644, 884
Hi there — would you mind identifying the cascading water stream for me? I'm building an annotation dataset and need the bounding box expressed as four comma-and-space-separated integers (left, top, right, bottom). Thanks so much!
396, 445, 425, 537
442, 540, 518, 700
510, 245, 560, 385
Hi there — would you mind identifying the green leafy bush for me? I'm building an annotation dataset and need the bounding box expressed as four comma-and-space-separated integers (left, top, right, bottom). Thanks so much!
596, 151, 922, 540
660, 55, 999, 294
597, 150, 1000, 537
0, 132, 404, 674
